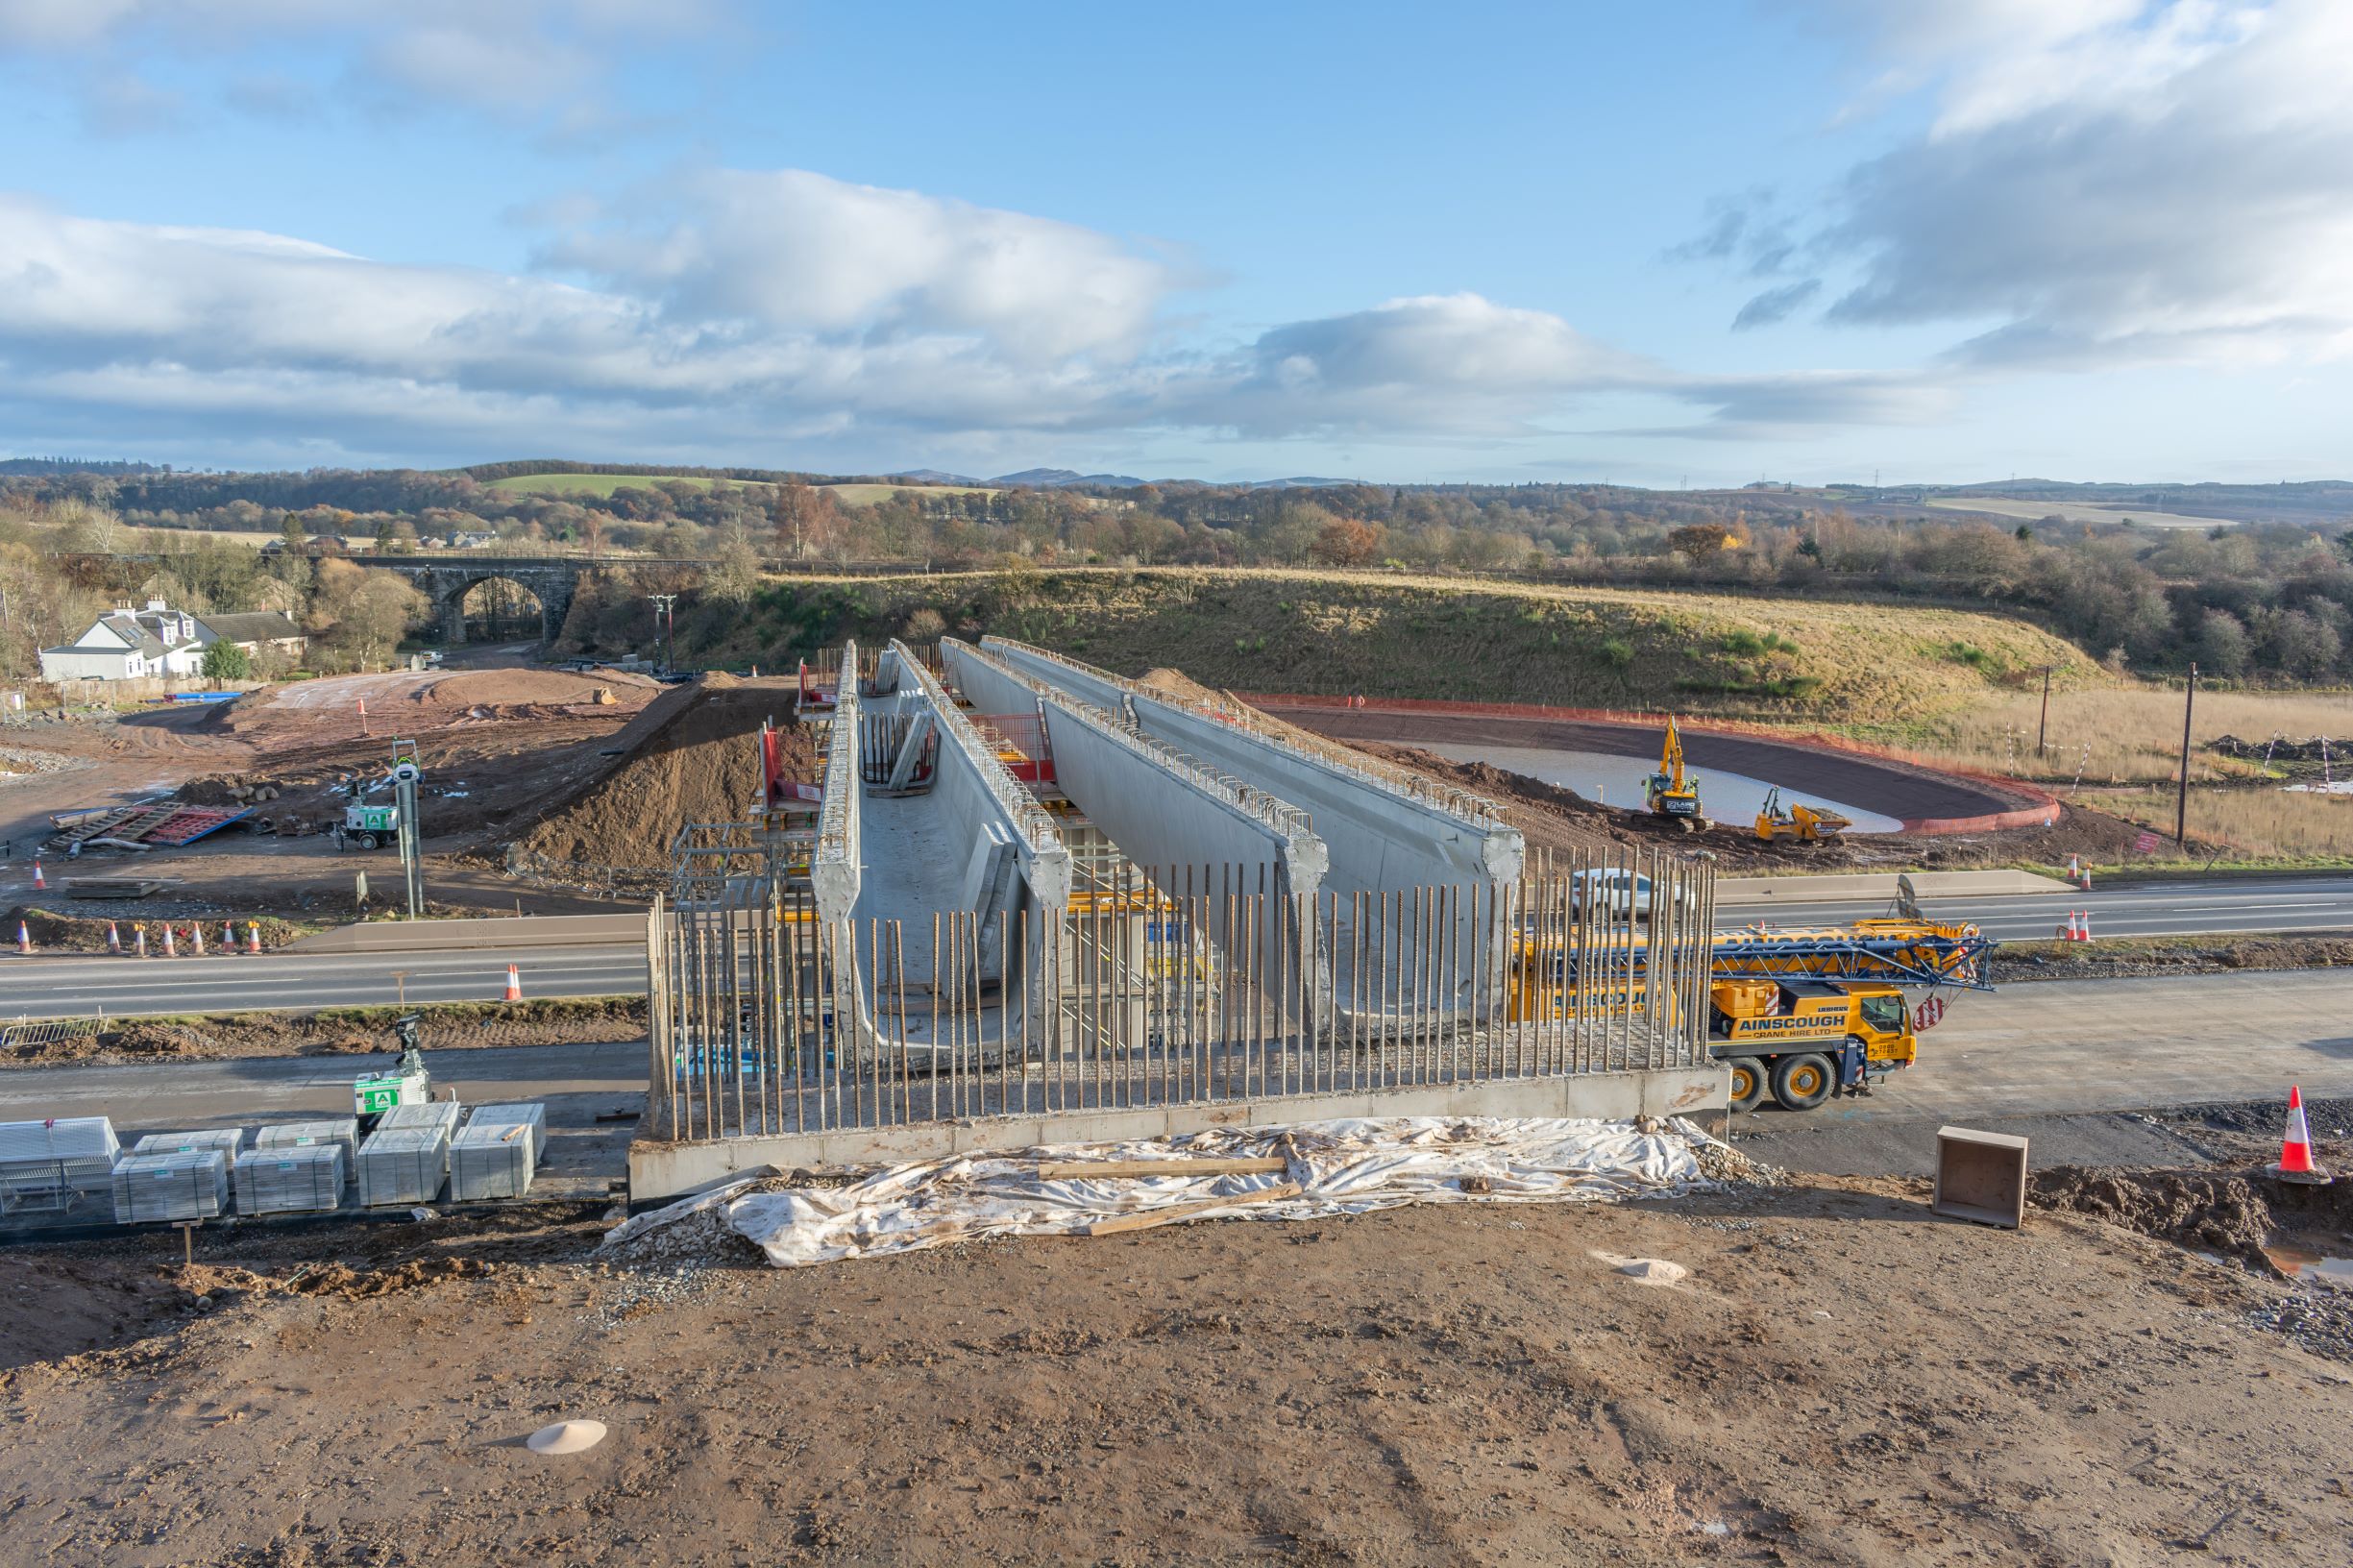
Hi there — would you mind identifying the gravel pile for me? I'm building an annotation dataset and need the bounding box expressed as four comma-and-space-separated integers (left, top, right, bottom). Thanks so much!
585, 1264, 720, 1331
1689, 1132, 1789, 1188
596, 1178, 766, 1271
0, 746, 94, 776
2246, 1288, 2353, 1365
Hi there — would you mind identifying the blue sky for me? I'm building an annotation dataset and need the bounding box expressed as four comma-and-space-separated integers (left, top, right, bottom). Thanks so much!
3, 0, 2349, 485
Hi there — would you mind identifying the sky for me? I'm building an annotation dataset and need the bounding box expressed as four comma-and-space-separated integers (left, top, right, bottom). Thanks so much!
1, 0, 2349, 486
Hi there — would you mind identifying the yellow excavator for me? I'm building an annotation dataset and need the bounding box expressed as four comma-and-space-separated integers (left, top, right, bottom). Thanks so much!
1754, 786, 1851, 845
1643, 717, 1707, 830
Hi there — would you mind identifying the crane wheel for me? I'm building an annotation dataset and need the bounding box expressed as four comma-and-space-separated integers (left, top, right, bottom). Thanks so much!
1770, 1052, 1834, 1111
1728, 1059, 1764, 1112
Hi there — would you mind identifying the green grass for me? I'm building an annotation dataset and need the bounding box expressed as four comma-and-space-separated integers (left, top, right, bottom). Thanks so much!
483, 472, 999, 507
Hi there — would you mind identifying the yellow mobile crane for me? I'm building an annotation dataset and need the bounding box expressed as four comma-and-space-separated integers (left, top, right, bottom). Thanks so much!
1643, 717, 1707, 830
1503, 887, 1995, 1113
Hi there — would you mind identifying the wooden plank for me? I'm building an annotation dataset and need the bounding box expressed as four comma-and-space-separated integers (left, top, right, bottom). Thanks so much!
1034, 1157, 1289, 1181
1078, 1181, 1302, 1237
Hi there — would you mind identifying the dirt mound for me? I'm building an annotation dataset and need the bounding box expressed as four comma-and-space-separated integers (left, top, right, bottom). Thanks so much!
513, 674, 812, 872
209, 669, 657, 748
418, 668, 654, 710
2030, 1164, 2278, 1265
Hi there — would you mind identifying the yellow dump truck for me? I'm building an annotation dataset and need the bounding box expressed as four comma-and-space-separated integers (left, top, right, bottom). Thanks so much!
1712, 976, 1915, 1112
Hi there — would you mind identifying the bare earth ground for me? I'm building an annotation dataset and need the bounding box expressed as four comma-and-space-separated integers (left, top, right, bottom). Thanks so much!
0, 667, 814, 925
3, 1170, 2350, 1567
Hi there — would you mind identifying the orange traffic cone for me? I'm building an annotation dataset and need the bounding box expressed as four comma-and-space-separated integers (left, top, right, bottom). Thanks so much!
162, 924, 177, 957
247, 921, 262, 954
190, 923, 204, 956
107, 921, 121, 954
2060, 910, 2081, 942
135, 926, 148, 958
2272, 1087, 2334, 1185
31, 859, 44, 891
14, 920, 30, 955
2078, 910, 2094, 942
504, 964, 523, 1002
222, 921, 235, 952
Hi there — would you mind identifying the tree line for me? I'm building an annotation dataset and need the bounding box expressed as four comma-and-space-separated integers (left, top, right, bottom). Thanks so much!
5, 466, 2352, 683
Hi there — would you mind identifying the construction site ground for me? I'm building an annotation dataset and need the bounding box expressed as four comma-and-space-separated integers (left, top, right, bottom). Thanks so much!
1, 1140, 2349, 1567
0, 662, 812, 928
1283, 710, 2156, 872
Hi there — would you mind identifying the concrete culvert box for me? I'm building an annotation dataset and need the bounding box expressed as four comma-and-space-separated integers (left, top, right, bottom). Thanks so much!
356, 1128, 450, 1206
462, 1102, 546, 1164
111, 1151, 230, 1224
450, 1124, 536, 1200
256, 1119, 358, 1187
133, 1128, 246, 1207
237, 1145, 345, 1214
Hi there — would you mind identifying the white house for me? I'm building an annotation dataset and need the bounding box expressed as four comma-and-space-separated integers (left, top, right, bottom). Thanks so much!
192, 610, 306, 664
38, 600, 305, 684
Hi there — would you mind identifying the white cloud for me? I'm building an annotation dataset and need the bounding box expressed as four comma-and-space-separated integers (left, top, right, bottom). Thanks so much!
1739, 0, 2353, 369
0, 180, 1942, 467
0, 0, 724, 124
1166, 294, 1656, 439
538, 170, 1174, 364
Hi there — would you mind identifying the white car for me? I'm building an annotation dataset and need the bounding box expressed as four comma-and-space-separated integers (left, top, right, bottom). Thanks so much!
1563, 868, 1699, 919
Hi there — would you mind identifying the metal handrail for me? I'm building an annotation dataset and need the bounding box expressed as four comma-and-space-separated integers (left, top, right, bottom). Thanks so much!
893, 640, 1064, 858
981, 635, 1505, 827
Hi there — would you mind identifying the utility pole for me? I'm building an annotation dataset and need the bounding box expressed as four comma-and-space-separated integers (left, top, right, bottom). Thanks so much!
2175, 663, 2197, 846
2036, 665, 2053, 757
648, 593, 677, 672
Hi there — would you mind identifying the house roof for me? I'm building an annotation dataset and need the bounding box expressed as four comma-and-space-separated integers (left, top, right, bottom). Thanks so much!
194, 611, 303, 644
42, 614, 167, 660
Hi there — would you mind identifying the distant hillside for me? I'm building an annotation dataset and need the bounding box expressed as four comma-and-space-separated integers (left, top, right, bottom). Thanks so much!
582, 566, 2109, 725
990, 468, 1148, 489
0, 456, 167, 476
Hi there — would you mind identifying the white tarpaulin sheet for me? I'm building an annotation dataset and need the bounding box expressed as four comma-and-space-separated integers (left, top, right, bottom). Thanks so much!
709, 1116, 1709, 1269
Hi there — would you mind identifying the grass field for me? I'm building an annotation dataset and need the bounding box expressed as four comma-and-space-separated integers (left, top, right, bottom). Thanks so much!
1881, 688, 2353, 785
483, 472, 998, 506
2080, 784, 2352, 863
665, 566, 2106, 725
1924, 496, 2241, 530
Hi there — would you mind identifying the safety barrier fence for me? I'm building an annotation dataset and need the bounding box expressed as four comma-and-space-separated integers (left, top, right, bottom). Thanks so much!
645, 845, 1714, 1145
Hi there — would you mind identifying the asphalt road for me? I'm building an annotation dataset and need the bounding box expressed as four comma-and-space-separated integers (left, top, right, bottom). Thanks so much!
5, 875, 2349, 1020
1727, 873, 2353, 941
1727, 968, 2353, 1175
0, 972, 2344, 1192
0, 943, 648, 1020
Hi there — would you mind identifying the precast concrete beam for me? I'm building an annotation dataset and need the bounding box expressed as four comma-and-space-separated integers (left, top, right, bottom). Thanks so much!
810, 639, 862, 923
942, 638, 1328, 1000
981, 636, 1525, 1017
890, 641, 1072, 911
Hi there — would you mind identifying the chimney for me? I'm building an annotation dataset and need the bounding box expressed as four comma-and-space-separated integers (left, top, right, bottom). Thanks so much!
145, 597, 167, 613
